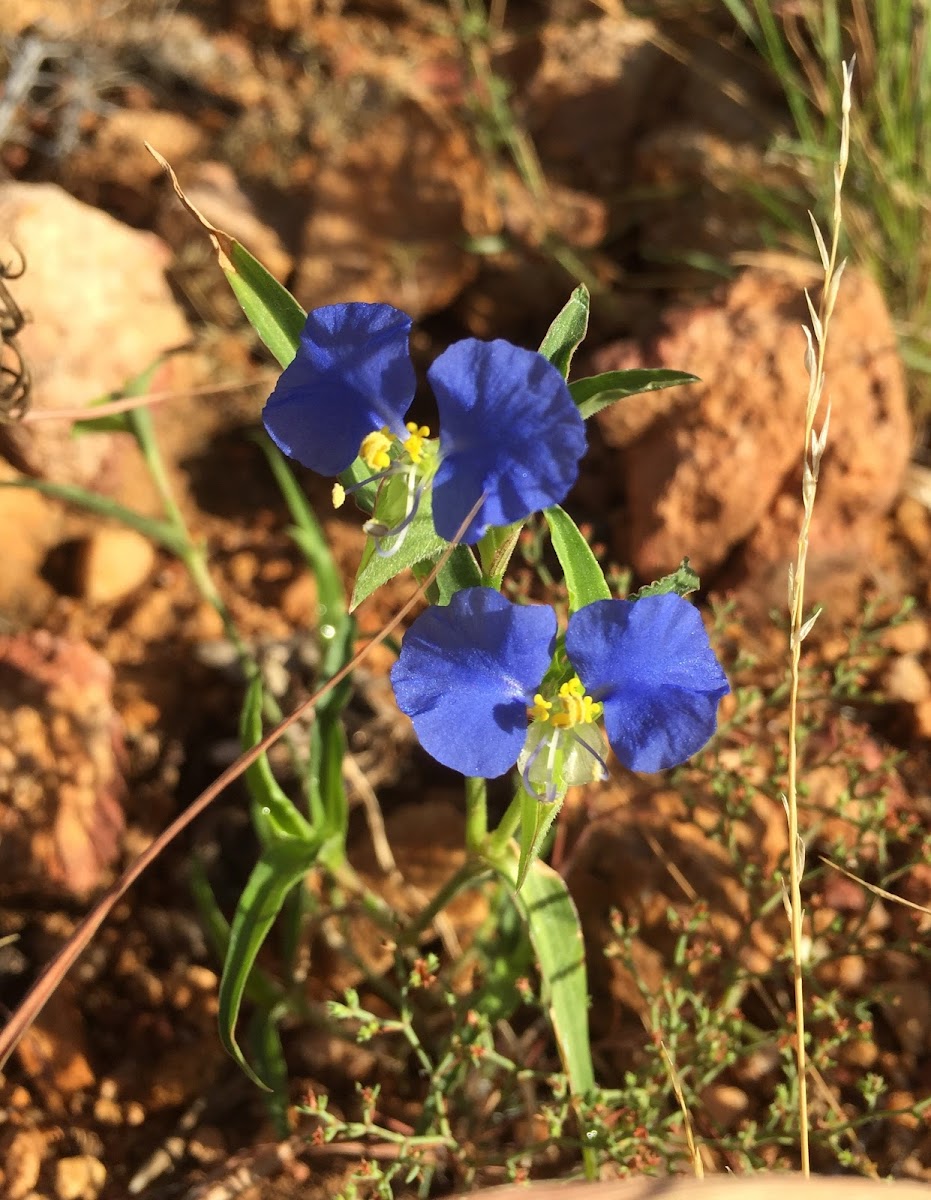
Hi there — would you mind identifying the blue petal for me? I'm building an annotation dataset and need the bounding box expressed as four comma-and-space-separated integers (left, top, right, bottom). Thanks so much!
565, 594, 729, 773
428, 339, 587, 543
262, 303, 416, 476
391, 588, 557, 778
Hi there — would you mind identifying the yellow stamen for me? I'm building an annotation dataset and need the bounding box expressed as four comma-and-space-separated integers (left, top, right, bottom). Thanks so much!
332, 482, 346, 509
531, 676, 602, 729
360, 427, 394, 471
403, 422, 431, 464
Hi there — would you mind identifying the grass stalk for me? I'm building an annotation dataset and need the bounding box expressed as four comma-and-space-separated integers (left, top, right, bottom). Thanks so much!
785, 58, 853, 1176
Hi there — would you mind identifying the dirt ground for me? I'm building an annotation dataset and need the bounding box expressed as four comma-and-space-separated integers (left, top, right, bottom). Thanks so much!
2, 2, 931, 1198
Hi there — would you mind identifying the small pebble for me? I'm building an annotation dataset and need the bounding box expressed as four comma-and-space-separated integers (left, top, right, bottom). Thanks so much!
55, 1154, 106, 1200
884, 655, 931, 705
880, 618, 929, 655
701, 1083, 749, 1129
78, 528, 156, 606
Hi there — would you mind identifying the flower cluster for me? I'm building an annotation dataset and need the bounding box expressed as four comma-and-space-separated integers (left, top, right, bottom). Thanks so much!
263, 302, 586, 544
391, 588, 729, 800
265, 299, 729, 800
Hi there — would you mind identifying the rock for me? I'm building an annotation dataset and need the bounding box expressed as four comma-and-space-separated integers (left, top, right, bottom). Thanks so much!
0, 182, 191, 488
16, 987, 95, 1103
0, 631, 125, 898
65, 108, 205, 225
281, 571, 318, 626
591, 265, 910, 587
632, 127, 791, 277
55, 1154, 106, 1200
914, 697, 931, 741
884, 655, 931, 705
882, 981, 931, 1057
897, 491, 931, 554
880, 618, 929, 655
227, 0, 314, 33
292, 99, 498, 317
4, 1128, 45, 1200
0, 461, 62, 622
514, 16, 669, 197
78, 527, 157, 605
702, 1083, 749, 1130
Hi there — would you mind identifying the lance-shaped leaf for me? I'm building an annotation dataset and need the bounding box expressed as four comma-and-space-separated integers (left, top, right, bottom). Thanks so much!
218, 837, 322, 1089
538, 284, 591, 378
148, 144, 305, 368
545, 505, 611, 610
571, 368, 699, 421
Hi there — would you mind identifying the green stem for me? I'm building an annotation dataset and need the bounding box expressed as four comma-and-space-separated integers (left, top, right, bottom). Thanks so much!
464, 777, 487, 853
485, 788, 524, 861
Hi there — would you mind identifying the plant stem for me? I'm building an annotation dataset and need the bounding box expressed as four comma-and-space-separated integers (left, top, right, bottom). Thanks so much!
785, 58, 852, 1178
464, 776, 488, 853
485, 788, 523, 860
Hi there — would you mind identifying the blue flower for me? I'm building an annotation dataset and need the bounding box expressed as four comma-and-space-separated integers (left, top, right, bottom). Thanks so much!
565, 594, 730, 773
263, 303, 415, 477
262, 303, 586, 544
390, 588, 557, 778
391, 587, 729, 791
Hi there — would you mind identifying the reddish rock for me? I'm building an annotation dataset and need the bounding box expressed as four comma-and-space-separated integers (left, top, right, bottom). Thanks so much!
516, 16, 669, 197
64, 108, 205, 225
0, 631, 126, 898
591, 265, 910, 588
77, 527, 157, 606
292, 100, 498, 317
0, 182, 191, 488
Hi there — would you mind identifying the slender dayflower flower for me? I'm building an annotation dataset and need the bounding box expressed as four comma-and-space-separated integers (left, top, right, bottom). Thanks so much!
391, 588, 730, 800
262, 302, 586, 545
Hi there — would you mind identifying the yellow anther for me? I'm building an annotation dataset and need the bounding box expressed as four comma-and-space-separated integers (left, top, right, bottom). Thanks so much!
528, 693, 553, 722
403, 422, 431, 464
332, 482, 346, 509
360, 427, 394, 471
540, 676, 602, 730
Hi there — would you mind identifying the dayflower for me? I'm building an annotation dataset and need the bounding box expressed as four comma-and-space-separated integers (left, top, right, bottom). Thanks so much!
262, 302, 586, 544
391, 587, 730, 799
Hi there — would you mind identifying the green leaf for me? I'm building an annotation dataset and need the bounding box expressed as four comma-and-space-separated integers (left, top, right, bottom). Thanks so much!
225, 241, 307, 369
570, 368, 699, 421
0, 479, 185, 554
476, 521, 523, 590
631, 557, 700, 599
188, 858, 285, 1011
240, 678, 315, 845
247, 1005, 290, 1136
149, 146, 305, 369
497, 851, 594, 1099
350, 482, 449, 610
308, 714, 349, 844
72, 358, 164, 437
218, 837, 321, 1089
418, 544, 483, 606
538, 284, 590, 378
544, 505, 610, 609
516, 787, 564, 891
